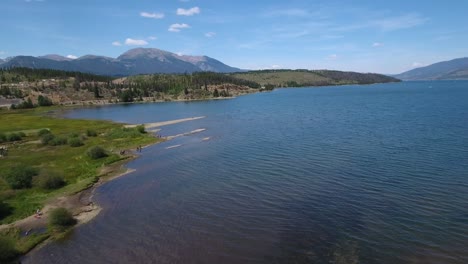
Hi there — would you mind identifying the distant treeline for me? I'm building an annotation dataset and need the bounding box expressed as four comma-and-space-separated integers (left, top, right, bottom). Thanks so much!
127, 72, 260, 93
114, 72, 260, 102
0, 67, 114, 83
1, 67, 400, 106
313, 70, 400, 84
0, 67, 265, 104
231, 69, 400, 88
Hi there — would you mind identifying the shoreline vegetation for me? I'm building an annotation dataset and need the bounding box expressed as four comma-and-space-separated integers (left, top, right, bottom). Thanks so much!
0, 105, 206, 262
0, 67, 400, 109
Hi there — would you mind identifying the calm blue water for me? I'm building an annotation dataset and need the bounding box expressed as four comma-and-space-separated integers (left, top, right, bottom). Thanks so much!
24, 81, 468, 263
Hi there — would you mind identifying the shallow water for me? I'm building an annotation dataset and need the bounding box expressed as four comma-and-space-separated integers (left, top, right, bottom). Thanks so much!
24, 81, 468, 263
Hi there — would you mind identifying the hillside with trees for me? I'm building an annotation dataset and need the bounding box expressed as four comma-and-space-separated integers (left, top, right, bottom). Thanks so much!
231, 69, 400, 88
0, 68, 261, 107
0, 67, 400, 108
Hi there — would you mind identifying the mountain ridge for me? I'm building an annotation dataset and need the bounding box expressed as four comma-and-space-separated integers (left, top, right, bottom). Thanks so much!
0, 48, 243, 76
395, 57, 468, 80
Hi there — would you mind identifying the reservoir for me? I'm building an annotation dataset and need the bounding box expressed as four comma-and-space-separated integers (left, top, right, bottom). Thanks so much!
24, 81, 468, 263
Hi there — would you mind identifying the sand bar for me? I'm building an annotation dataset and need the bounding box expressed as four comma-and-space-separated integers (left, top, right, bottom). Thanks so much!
124, 116, 206, 129
165, 128, 206, 140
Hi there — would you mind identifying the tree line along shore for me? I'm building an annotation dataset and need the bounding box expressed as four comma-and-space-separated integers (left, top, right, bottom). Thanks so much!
0, 67, 400, 109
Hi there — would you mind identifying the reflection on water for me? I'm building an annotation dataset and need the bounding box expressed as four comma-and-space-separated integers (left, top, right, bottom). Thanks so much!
24, 81, 468, 263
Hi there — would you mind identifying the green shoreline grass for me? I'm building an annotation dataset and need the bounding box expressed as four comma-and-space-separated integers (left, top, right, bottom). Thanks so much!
0, 106, 160, 260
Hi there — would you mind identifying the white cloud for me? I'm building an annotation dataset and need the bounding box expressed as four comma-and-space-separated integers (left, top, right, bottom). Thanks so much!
271, 65, 281, 69
66, 55, 77, 59
264, 8, 309, 17
327, 54, 338, 60
148, 36, 157, 40
125, 38, 148, 46
140, 12, 164, 19
411, 62, 426, 68
112, 41, 122, 46
168, 23, 190, 32
373, 13, 427, 31
205, 32, 216, 37
176, 7, 200, 16
331, 13, 428, 33
176, 52, 184, 56
372, 42, 384, 47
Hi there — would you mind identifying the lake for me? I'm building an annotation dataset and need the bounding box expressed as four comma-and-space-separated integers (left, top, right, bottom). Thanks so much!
23, 81, 468, 263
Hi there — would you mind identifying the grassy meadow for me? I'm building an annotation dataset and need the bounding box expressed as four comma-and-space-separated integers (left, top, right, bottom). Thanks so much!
0, 106, 160, 259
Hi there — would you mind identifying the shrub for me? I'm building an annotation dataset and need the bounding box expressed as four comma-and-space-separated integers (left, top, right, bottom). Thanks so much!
18, 132, 26, 137
0, 237, 18, 262
6, 133, 22, 142
87, 146, 107, 159
48, 136, 67, 146
37, 173, 66, 190
37, 95, 53, 106
13, 98, 35, 109
136, 125, 146, 134
3, 166, 39, 189
37, 129, 51, 137
68, 137, 84, 147
48, 208, 77, 228
41, 133, 55, 145
0, 200, 12, 220
0, 133, 6, 143
69, 132, 79, 138
86, 129, 97, 137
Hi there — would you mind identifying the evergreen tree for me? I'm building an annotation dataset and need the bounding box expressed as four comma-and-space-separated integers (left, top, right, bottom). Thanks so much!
213, 88, 219, 97
93, 85, 100, 98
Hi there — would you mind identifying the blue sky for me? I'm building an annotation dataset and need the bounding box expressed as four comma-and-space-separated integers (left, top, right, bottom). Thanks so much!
1, 0, 468, 74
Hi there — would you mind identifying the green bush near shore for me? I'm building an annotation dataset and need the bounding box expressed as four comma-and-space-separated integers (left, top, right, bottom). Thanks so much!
68, 137, 84, 147
48, 136, 68, 146
0, 237, 18, 262
3, 166, 39, 189
0, 200, 12, 219
86, 129, 98, 137
37, 128, 51, 137
6, 133, 22, 142
37, 172, 66, 190
87, 146, 108, 159
40, 133, 55, 145
49, 208, 77, 229
136, 124, 146, 134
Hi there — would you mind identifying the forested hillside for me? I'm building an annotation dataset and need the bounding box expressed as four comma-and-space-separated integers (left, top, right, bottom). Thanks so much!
0, 67, 400, 108
232, 69, 400, 88
0, 68, 260, 108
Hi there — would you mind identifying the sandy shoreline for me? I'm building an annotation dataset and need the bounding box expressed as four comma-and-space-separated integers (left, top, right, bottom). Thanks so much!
124, 116, 205, 129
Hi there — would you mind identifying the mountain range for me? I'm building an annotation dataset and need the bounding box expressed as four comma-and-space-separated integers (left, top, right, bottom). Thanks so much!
395, 57, 468, 80
0, 48, 242, 76
3, 48, 466, 81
